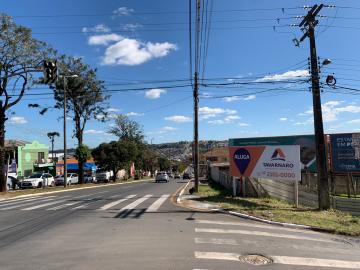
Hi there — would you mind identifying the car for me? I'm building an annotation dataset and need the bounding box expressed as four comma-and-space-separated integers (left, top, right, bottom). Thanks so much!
155, 172, 169, 183
182, 172, 191, 180
84, 173, 95, 183
174, 173, 181, 179
96, 170, 113, 183
21, 173, 55, 188
55, 173, 78, 186
6, 175, 19, 190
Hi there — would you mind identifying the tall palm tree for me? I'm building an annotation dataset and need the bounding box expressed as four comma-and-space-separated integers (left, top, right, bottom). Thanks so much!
47, 132, 60, 162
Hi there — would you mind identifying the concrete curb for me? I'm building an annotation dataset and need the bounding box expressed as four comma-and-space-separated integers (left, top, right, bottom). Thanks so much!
0, 179, 152, 201
176, 179, 192, 204
176, 189, 336, 234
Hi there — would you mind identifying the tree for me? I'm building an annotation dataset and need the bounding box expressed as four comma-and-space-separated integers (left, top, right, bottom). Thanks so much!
158, 157, 171, 171
0, 14, 54, 192
108, 114, 144, 143
47, 132, 60, 161
53, 56, 108, 184
92, 140, 138, 180
75, 144, 91, 176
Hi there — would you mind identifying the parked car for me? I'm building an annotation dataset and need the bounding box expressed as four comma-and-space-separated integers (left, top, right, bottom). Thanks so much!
182, 172, 191, 180
174, 173, 181, 179
155, 172, 169, 183
84, 173, 96, 183
6, 175, 19, 190
21, 173, 55, 188
55, 173, 78, 186
96, 170, 113, 183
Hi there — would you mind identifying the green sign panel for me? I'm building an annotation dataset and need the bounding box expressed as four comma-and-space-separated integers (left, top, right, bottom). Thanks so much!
229, 135, 317, 172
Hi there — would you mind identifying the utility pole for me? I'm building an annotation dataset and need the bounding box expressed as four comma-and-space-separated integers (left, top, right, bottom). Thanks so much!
63, 76, 67, 188
297, 4, 330, 209
194, 71, 199, 192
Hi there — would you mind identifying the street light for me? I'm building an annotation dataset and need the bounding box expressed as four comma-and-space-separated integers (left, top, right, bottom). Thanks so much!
61, 74, 78, 188
321, 58, 332, 67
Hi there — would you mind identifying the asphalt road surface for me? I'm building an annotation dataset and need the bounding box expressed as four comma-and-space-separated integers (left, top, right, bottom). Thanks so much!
0, 179, 359, 270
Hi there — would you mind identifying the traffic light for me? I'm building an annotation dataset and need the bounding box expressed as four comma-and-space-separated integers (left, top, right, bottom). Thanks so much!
43, 60, 57, 84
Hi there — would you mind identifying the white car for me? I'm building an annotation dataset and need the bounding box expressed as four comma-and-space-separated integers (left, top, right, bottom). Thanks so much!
155, 172, 169, 183
96, 170, 113, 183
21, 173, 55, 188
55, 173, 78, 186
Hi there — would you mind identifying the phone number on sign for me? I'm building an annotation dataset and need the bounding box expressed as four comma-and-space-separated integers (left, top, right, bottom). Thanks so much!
266, 172, 296, 178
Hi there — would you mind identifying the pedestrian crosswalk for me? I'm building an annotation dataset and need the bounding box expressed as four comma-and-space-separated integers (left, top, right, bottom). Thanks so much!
192, 219, 360, 270
0, 193, 171, 214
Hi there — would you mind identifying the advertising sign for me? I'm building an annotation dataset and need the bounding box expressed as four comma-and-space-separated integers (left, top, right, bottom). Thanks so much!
229, 145, 301, 181
330, 133, 360, 173
229, 135, 316, 172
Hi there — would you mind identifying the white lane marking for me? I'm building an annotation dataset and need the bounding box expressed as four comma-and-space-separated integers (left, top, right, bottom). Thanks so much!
195, 251, 240, 261
195, 220, 320, 234
0, 195, 54, 205
22, 197, 69, 210
272, 256, 360, 269
194, 252, 360, 268
98, 195, 137, 211
47, 201, 83, 210
120, 194, 152, 211
195, 238, 238, 245
0, 197, 57, 210
71, 202, 92, 210
74, 190, 110, 199
195, 228, 334, 243
145, 194, 170, 212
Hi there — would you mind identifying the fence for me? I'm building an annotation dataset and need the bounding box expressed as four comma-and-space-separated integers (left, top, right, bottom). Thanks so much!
209, 166, 360, 216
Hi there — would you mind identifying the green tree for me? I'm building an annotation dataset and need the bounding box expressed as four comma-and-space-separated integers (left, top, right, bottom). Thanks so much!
108, 114, 144, 143
75, 144, 91, 173
0, 14, 54, 192
92, 140, 138, 180
158, 157, 171, 171
53, 56, 108, 184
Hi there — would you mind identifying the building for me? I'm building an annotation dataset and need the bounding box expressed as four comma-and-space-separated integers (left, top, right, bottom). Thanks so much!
202, 147, 229, 163
5, 140, 52, 177
56, 158, 97, 176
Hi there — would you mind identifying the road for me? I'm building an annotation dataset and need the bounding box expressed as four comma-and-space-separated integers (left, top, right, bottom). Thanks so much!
0, 179, 359, 270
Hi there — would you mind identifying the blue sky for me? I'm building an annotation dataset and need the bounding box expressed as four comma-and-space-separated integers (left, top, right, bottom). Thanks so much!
3, 0, 360, 149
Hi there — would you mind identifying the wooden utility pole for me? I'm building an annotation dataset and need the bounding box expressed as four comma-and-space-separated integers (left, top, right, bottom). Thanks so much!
194, 71, 199, 192
298, 4, 330, 209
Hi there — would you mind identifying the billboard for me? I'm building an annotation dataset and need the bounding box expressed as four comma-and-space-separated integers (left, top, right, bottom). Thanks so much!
330, 133, 360, 173
229, 135, 317, 172
229, 145, 301, 181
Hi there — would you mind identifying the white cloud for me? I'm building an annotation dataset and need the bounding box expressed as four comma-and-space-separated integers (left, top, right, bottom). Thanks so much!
113, 7, 134, 16
238, 122, 250, 127
101, 39, 177, 65
279, 117, 288, 121
199, 107, 237, 120
347, 119, 360, 124
223, 96, 242, 102
158, 126, 178, 134
123, 23, 142, 31
257, 69, 309, 82
165, 115, 192, 123
294, 118, 313, 126
9, 116, 27, 124
145, 88, 166, 99
84, 129, 105, 135
88, 34, 123, 46
208, 115, 241, 125
106, 108, 120, 113
82, 24, 111, 33
126, 112, 144, 117
222, 94, 256, 102
244, 95, 256, 101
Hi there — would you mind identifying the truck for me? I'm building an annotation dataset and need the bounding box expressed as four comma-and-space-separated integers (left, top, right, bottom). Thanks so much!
95, 169, 114, 183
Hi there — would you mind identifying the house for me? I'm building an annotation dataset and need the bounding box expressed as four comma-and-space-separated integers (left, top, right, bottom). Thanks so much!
56, 158, 97, 176
202, 147, 229, 163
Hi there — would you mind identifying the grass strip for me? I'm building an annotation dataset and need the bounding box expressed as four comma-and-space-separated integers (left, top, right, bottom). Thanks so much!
197, 181, 360, 236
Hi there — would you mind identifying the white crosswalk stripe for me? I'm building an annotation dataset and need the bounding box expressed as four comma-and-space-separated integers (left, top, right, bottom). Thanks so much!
0, 197, 57, 210
22, 197, 70, 210
145, 194, 170, 212
47, 200, 84, 210
195, 228, 334, 243
120, 194, 153, 211
98, 194, 137, 211
0, 195, 53, 206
